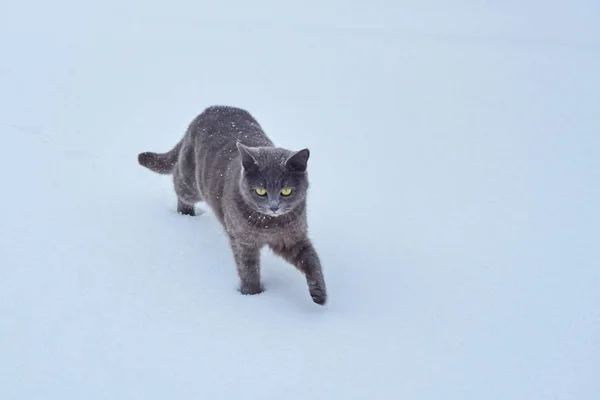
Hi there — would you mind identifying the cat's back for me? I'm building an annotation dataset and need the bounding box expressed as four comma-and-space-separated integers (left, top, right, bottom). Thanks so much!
189, 106, 273, 151
188, 106, 274, 219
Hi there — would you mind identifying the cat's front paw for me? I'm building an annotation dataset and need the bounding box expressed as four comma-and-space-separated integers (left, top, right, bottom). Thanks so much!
309, 284, 327, 305
239, 284, 264, 296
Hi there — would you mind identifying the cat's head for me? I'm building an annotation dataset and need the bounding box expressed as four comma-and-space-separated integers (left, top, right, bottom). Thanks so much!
236, 142, 310, 217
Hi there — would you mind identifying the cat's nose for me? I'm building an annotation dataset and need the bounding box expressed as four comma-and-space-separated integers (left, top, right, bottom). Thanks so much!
269, 205, 279, 212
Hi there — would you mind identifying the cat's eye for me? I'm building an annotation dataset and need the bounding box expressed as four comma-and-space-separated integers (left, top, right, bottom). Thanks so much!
255, 188, 267, 196
280, 187, 292, 196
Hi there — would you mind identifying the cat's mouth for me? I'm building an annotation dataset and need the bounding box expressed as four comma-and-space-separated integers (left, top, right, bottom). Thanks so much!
262, 209, 288, 217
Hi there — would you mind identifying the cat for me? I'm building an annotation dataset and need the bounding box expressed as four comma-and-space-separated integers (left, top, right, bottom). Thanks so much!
138, 106, 327, 305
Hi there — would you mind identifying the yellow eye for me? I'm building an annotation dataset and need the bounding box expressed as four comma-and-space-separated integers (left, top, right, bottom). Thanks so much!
255, 188, 267, 196
281, 187, 292, 196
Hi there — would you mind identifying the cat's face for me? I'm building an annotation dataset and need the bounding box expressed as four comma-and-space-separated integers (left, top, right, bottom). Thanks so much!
237, 143, 309, 217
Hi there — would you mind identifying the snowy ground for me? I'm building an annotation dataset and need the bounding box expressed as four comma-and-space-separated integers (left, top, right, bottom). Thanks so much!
1, 1, 599, 399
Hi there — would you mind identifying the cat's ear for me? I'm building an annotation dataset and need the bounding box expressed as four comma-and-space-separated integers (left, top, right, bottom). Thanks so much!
236, 142, 259, 172
285, 148, 310, 173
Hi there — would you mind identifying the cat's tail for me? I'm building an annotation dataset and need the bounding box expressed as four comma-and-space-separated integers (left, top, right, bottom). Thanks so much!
138, 139, 182, 175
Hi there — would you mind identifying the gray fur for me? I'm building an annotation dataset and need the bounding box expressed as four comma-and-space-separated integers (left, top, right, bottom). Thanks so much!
138, 106, 327, 305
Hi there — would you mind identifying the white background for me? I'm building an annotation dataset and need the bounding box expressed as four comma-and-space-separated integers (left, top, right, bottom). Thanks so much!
1, 1, 599, 398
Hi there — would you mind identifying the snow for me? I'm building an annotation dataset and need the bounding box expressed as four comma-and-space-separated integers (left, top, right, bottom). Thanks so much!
1, 1, 599, 399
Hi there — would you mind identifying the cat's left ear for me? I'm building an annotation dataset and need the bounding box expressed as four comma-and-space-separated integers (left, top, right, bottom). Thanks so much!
285, 148, 310, 173
237, 142, 260, 172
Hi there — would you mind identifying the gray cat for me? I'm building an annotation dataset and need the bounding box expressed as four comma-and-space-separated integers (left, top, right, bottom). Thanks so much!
138, 106, 327, 305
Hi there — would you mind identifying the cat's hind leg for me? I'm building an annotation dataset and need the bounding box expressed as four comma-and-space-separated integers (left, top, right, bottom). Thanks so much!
173, 168, 202, 217
177, 199, 196, 216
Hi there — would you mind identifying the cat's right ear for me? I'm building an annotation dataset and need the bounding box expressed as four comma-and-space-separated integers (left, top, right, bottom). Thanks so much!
236, 142, 259, 172
285, 148, 310, 173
